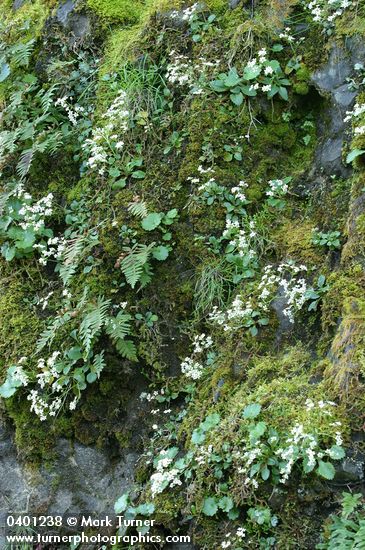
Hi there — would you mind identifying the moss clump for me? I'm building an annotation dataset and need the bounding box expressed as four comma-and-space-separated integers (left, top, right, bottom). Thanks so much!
273, 218, 325, 266
86, 0, 144, 22
0, 266, 43, 368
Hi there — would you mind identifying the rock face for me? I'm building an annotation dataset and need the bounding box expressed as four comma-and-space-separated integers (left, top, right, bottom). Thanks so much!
0, 423, 137, 547
12, 0, 26, 10
55, 0, 91, 42
311, 38, 365, 176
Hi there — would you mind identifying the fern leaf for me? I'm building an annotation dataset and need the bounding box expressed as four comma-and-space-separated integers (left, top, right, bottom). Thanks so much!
120, 243, 154, 288
37, 84, 58, 114
11, 39, 35, 67
105, 312, 132, 342
16, 148, 34, 180
92, 351, 106, 377
59, 236, 85, 286
115, 339, 138, 361
79, 297, 111, 354
128, 201, 148, 219
36, 313, 71, 353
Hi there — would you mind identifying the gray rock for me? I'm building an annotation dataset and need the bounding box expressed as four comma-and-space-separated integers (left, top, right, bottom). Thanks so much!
56, 0, 76, 26
309, 37, 365, 177
69, 14, 91, 40
271, 286, 293, 341
12, 0, 26, 9
334, 454, 365, 483
0, 424, 137, 547
312, 44, 352, 93
229, 0, 242, 8
54, 0, 91, 43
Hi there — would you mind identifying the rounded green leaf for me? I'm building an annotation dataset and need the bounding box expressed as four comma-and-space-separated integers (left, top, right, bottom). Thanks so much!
243, 403, 262, 419
202, 497, 218, 516
317, 460, 336, 480
152, 245, 169, 261
141, 213, 162, 231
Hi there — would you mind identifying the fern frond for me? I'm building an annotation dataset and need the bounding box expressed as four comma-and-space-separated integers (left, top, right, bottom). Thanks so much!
79, 296, 111, 354
128, 200, 148, 219
36, 313, 71, 353
37, 84, 58, 114
59, 236, 86, 286
92, 351, 106, 377
115, 339, 138, 361
16, 148, 34, 180
105, 312, 132, 343
11, 39, 35, 67
120, 243, 154, 289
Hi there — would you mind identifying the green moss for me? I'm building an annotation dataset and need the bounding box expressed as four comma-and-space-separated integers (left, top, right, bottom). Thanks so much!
0, 265, 43, 369
273, 218, 325, 266
86, 0, 144, 22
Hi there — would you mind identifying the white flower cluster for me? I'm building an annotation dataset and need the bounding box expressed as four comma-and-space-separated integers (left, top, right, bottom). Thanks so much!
25, 349, 81, 420
13, 188, 53, 233
344, 102, 365, 136
55, 96, 85, 126
276, 421, 342, 483
166, 51, 218, 95
209, 296, 256, 332
150, 449, 182, 498
34, 235, 67, 266
231, 180, 248, 202
306, 0, 352, 26
210, 261, 309, 332
221, 526, 247, 548
266, 178, 289, 198
27, 390, 62, 421
169, 3, 199, 22
36, 351, 61, 390
279, 27, 296, 42
181, 333, 213, 380
140, 388, 166, 402
82, 89, 130, 175
11, 361, 29, 387
258, 262, 309, 323
223, 218, 258, 260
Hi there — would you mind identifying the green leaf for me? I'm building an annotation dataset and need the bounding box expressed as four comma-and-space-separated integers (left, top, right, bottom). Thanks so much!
67, 347, 83, 361
131, 170, 146, 179
112, 178, 127, 189
141, 213, 162, 231
114, 493, 129, 514
86, 372, 97, 383
0, 62, 10, 83
346, 149, 365, 164
278, 86, 288, 101
135, 503, 155, 516
317, 460, 336, 480
249, 421, 267, 441
328, 445, 346, 460
225, 68, 241, 87
152, 245, 169, 261
202, 497, 218, 516
3, 244, 16, 261
116, 339, 138, 361
0, 379, 17, 398
272, 44, 284, 52
192, 427, 206, 444
243, 403, 262, 419
218, 496, 234, 512
228, 507, 240, 520
243, 65, 261, 80
230, 92, 244, 106
201, 412, 220, 431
